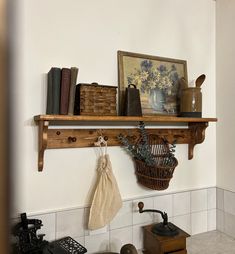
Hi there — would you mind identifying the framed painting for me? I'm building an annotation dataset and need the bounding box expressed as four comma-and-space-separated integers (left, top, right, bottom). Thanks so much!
118, 51, 188, 116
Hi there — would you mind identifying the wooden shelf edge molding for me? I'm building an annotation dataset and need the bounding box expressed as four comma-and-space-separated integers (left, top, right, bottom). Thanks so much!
34, 115, 217, 123
34, 115, 217, 171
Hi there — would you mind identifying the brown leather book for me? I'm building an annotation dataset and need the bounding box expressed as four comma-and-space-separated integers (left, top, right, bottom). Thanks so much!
60, 68, 71, 114
68, 67, 79, 115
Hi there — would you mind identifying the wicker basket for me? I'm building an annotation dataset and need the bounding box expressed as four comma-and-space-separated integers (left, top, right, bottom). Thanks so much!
134, 134, 178, 190
74, 83, 117, 116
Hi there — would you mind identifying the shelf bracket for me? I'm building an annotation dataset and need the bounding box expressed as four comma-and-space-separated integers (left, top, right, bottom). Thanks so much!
188, 122, 208, 159
38, 120, 49, 171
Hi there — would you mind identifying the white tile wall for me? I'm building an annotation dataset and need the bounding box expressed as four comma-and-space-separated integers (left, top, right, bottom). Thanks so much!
74, 236, 85, 246
224, 212, 235, 239
216, 209, 224, 232
191, 189, 207, 213
110, 226, 132, 253
216, 188, 235, 239
216, 188, 224, 210
224, 190, 235, 216
191, 211, 208, 235
207, 209, 216, 231
173, 214, 191, 234
83, 207, 92, 236
207, 188, 216, 209
132, 223, 146, 251
11, 187, 217, 253
153, 194, 173, 222
85, 232, 109, 253
110, 201, 132, 230
132, 197, 154, 225
88, 226, 109, 236
56, 208, 85, 239
173, 192, 190, 216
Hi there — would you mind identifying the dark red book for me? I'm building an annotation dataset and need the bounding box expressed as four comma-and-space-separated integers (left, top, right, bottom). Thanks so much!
60, 68, 71, 114
68, 67, 79, 115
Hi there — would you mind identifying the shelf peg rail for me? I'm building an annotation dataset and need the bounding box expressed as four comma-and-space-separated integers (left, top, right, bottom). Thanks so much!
34, 115, 217, 171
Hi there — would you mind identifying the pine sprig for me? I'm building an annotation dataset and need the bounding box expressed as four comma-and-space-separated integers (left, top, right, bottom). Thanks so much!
137, 122, 155, 166
117, 134, 140, 160
117, 122, 155, 166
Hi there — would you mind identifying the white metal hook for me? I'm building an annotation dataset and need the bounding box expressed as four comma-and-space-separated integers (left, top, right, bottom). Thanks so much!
94, 135, 108, 155
94, 136, 107, 146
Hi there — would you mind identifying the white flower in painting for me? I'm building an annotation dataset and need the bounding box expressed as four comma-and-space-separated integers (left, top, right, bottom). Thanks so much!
140, 71, 149, 81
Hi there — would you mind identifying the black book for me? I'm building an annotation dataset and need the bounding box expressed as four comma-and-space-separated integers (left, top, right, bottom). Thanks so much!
46, 67, 61, 114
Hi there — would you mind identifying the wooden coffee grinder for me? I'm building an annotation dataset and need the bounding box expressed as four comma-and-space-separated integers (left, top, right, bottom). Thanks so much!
138, 202, 190, 254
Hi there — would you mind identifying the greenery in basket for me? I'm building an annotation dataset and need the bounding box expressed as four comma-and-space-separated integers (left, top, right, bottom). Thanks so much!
117, 122, 176, 166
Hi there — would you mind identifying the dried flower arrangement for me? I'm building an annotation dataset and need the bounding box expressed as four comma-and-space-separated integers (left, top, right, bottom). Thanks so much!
117, 122, 176, 167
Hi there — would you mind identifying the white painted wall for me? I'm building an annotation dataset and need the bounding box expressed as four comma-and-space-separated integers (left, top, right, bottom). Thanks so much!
216, 0, 235, 192
11, 0, 216, 215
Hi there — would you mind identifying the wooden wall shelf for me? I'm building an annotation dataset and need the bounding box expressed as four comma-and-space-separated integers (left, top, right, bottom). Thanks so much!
34, 115, 217, 171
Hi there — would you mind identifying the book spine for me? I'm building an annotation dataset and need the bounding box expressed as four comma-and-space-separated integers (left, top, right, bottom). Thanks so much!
68, 67, 79, 115
73, 85, 80, 115
60, 68, 71, 114
51, 67, 61, 114
46, 69, 53, 114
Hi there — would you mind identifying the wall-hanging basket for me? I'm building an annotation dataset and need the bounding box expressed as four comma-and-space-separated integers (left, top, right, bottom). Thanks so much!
134, 134, 178, 190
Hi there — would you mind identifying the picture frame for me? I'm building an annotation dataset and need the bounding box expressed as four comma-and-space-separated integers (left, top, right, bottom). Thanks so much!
118, 51, 188, 116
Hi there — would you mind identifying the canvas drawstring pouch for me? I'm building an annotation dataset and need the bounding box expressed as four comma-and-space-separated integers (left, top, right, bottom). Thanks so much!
88, 142, 122, 230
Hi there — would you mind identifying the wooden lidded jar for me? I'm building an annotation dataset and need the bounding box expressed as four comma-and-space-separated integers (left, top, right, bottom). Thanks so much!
180, 87, 202, 117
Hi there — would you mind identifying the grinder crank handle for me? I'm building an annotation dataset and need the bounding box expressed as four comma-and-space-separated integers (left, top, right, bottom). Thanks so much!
138, 202, 168, 225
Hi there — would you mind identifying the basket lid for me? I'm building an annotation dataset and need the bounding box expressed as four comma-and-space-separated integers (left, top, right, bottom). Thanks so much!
78, 82, 117, 89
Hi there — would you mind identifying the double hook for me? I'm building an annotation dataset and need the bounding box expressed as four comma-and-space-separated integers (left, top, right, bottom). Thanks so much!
94, 129, 108, 147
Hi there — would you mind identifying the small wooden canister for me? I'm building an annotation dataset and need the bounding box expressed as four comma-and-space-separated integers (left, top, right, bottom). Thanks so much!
180, 87, 202, 117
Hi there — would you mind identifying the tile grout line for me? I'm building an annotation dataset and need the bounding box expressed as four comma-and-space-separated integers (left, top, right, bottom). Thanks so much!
206, 188, 209, 232
190, 190, 192, 234
55, 212, 57, 240
11, 187, 219, 220
131, 199, 134, 246
222, 188, 225, 233
171, 193, 173, 223
108, 223, 110, 252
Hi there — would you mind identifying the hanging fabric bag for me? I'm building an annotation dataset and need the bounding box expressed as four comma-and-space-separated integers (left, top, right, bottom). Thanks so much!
88, 138, 122, 230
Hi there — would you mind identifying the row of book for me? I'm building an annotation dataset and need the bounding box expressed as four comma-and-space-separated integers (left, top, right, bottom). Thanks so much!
46, 67, 79, 115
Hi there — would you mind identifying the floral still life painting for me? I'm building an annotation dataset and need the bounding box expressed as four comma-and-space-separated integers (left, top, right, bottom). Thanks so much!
118, 51, 188, 116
